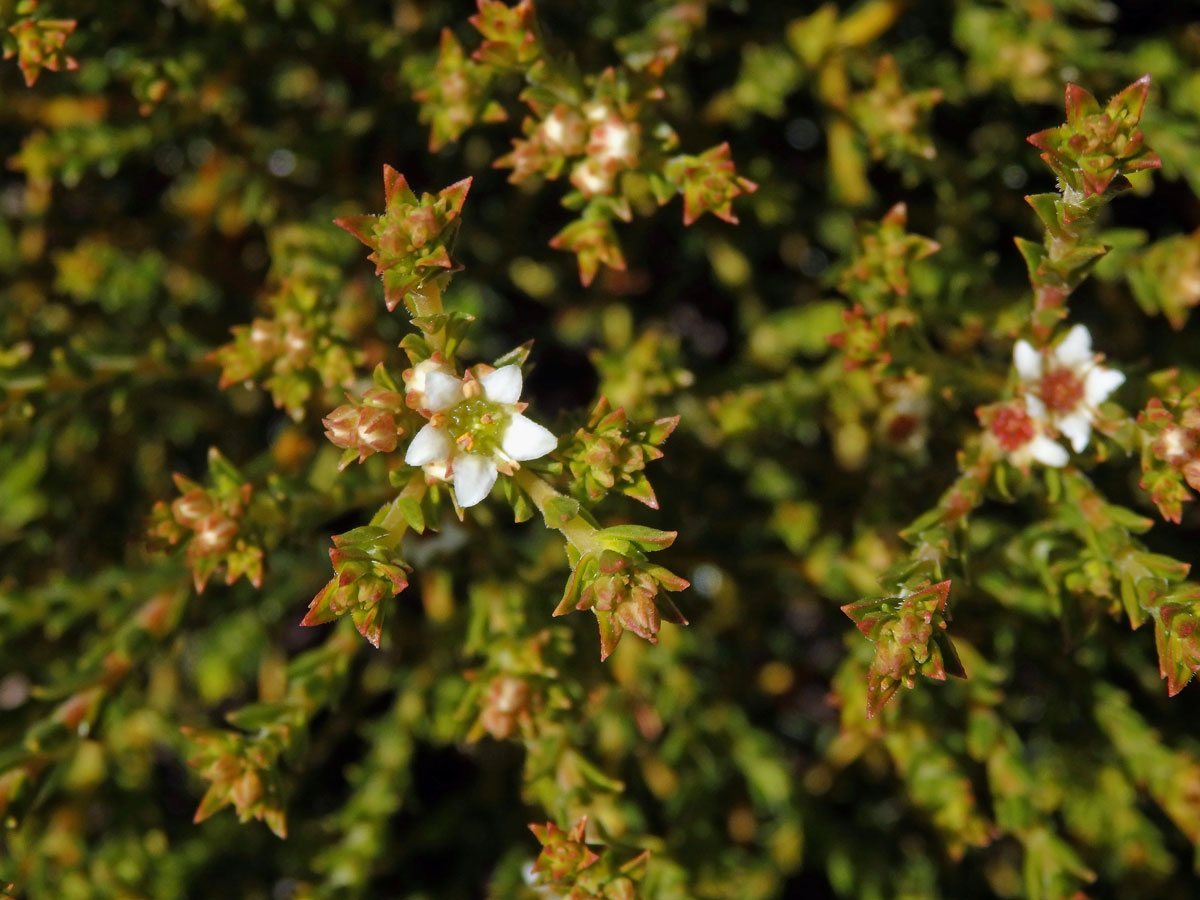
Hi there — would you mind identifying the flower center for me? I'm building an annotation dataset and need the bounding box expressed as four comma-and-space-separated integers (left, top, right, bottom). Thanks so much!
991, 405, 1035, 451
445, 398, 509, 455
1039, 368, 1085, 415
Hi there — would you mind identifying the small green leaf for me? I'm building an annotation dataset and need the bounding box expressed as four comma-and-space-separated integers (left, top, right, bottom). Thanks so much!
543, 495, 581, 528
395, 496, 425, 533
597, 524, 677, 552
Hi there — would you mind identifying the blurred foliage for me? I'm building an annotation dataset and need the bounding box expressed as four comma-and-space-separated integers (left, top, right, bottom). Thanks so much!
3, 2, 1200, 900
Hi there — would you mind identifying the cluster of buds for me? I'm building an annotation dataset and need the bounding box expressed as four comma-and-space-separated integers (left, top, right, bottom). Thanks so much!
408, 28, 507, 152
500, 102, 588, 182
572, 96, 644, 199
476, 675, 532, 741
302, 526, 411, 647
464, 613, 570, 742
661, 142, 757, 227
560, 398, 677, 509
613, 0, 706, 75
548, 215, 628, 287
1035, 468, 1190, 633
322, 367, 408, 470
556, 527, 688, 660
496, 65, 649, 202
402, 1, 753, 285
1127, 230, 1200, 330
1137, 377, 1200, 523
529, 819, 599, 891
470, 0, 540, 68
215, 291, 357, 420
182, 634, 356, 835
591, 328, 693, 419
841, 580, 965, 717
3, 1, 77, 87
836, 203, 939, 313
1027, 75, 1161, 199
146, 449, 264, 592
527, 817, 648, 900
826, 304, 913, 372
183, 727, 287, 839
503, 68, 657, 285
407, 0, 540, 151
1020, 78, 1162, 335
335, 167, 471, 313
846, 55, 941, 166
213, 224, 363, 420
1152, 588, 1200, 697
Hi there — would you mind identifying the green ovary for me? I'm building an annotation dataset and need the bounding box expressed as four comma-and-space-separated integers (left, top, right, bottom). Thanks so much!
445, 398, 511, 454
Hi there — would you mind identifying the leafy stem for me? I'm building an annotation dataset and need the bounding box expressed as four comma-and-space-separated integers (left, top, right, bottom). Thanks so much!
515, 467, 604, 556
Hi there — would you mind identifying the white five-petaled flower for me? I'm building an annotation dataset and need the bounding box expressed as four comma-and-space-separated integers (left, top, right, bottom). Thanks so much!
984, 402, 1069, 469
403, 364, 557, 508
1013, 324, 1125, 454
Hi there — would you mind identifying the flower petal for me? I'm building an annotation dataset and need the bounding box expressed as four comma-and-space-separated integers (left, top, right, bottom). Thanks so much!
1024, 393, 1047, 422
424, 371, 464, 411
1013, 340, 1041, 381
1058, 411, 1092, 453
452, 453, 498, 507
1028, 435, 1069, 467
481, 365, 523, 405
423, 459, 452, 482
1054, 324, 1093, 369
1085, 365, 1125, 405
502, 413, 558, 461
405, 423, 452, 467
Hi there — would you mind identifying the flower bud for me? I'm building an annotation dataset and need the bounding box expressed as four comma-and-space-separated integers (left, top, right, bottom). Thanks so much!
570, 157, 614, 197
322, 403, 360, 449
323, 396, 404, 468
616, 594, 661, 643
356, 408, 400, 455
1152, 425, 1197, 467
194, 513, 238, 553
1184, 459, 1200, 492
479, 675, 529, 740
231, 769, 264, 810
172, 489, 216, 527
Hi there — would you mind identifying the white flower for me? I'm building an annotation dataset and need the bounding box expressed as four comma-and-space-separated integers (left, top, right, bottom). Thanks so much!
588, 115, 639, 168
569, 157, 614, 197
1012, 324, 1125, 454
542, 112, 566, 146
403, 364, 557, 508
984, 402, 1069, 469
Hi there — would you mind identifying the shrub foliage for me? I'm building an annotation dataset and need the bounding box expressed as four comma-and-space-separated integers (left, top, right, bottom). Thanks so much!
3, 2, 1200, 899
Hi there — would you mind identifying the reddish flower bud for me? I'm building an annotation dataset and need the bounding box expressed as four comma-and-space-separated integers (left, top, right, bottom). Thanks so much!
172, 489, 216, 527
1152, 425, 1198, 468
322, 403, 360, 450
193, 513, 238, 554
479, 675, 530, 740
1185, 459, 1200, 493
616, 594, 661, 643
